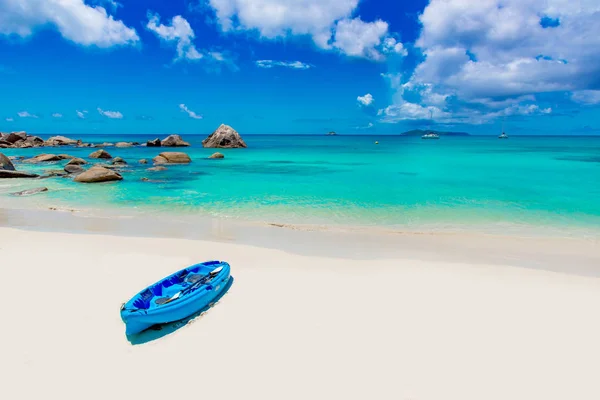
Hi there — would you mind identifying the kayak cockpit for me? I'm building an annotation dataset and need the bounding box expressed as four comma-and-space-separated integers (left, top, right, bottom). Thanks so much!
127, 261, 225, 311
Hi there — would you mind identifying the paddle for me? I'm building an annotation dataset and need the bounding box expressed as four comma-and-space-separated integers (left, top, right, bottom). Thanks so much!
160, 266, 224, 304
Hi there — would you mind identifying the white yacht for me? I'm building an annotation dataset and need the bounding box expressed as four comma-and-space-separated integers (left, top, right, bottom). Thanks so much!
499, 119, 508, 139
422, 110, 439, 139
422, 131, 440, 139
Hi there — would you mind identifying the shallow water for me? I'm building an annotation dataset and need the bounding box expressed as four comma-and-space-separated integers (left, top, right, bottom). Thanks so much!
1, 134, 599, 236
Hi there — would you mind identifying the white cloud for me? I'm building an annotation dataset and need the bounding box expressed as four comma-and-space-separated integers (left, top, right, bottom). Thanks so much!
382, 37, 407, 56
357, 93, 374, 107
209, 52, 225, 62
103, 0, 120, 11
89, 0, 121, 11
378, 0, 599, 124
571, 90, 600, 105
206, 0, 400, 60
52, 113, 63, 118
379, 99, 551, 125
332, 18, 389, 60
76, 110, 88, 119
17, 111, 38, 118
255, 60, 311, 69
379, 103, 447, 123
5, 117, 14, 122
355, 122, 374, 129
411, 0, 600, 100
179, 104, 202, 119
207, 0, 358, 39
469, 95, 536, 109
97, 108, 123, 119
147, 14, 203, 62
0, 0, 139, 47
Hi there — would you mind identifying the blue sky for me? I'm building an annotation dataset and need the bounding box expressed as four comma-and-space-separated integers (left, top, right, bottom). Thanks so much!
1, 0, 599, 135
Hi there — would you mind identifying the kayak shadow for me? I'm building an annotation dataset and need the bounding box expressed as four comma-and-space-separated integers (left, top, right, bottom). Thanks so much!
126, 276, 234, 345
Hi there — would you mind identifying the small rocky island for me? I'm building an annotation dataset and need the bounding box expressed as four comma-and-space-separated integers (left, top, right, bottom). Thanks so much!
202, 124, 247, 148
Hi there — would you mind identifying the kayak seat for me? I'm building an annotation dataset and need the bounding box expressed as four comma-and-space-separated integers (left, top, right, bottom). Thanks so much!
154, 297, 171, 305
133, 288, 154, 310
163, 270, 189, 288
186, 274, 204, 284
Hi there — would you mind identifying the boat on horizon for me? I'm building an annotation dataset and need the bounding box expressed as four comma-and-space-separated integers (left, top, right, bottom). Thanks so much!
120, 261, 232, 336
421, 131, 440, 139
422, 109, 440, 139
499, 119, 508, 139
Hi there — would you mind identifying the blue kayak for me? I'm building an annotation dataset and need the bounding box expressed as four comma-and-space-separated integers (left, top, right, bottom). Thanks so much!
120, 261, 231, 336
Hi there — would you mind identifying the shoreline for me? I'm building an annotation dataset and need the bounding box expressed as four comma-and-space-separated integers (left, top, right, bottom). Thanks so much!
2, 205, 599, 277
3, 185, 600, 240
2, 190, 600, 239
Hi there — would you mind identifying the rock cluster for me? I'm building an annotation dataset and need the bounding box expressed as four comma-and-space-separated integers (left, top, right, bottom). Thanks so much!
0, 132, 82, 148
0, 152, 39, 178
0, 131, 199, 150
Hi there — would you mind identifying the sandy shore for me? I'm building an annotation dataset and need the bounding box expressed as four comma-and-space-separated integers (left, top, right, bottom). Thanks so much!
1, 226, 599, 400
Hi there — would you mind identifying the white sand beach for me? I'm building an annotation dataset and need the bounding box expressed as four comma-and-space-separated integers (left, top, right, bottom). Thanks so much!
1, 226, 599, 400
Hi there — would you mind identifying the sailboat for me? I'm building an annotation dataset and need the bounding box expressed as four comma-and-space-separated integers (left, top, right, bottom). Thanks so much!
498, 119, 508, 139
422, 109, 440, 139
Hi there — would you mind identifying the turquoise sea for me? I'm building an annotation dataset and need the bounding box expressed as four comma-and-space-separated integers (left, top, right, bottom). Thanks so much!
1, 135, 599, 236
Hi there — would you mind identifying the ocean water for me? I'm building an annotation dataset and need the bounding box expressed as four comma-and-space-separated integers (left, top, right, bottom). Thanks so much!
1, 135, 599, 236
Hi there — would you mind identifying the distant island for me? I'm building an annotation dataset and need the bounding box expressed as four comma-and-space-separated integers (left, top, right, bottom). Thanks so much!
401, 129, 470, 137
326, 131, 337, 136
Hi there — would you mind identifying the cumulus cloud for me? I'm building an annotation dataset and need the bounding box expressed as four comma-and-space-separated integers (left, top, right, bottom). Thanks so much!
357, 93, 374, 107
332, 18, 389, 60
379, 100, 551, 124
379, 103, 447, 123
76, 110, 88, 119
179, 104, 202, 119
414, 0, 600, 99
205, 0, 402, 60
52, 113, 63, 118
207, 0, 358, 39
255, 60, 312, 69
147, 14, 203, 62
97, 108, 123, 119
6, 117, 14, 122
17, 111, 38, 118
379, 0, 599, 124
382, 37, 408, 56
0, 0, 139, 47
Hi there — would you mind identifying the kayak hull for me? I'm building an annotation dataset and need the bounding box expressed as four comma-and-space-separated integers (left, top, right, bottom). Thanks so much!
120, 261, 231, 336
